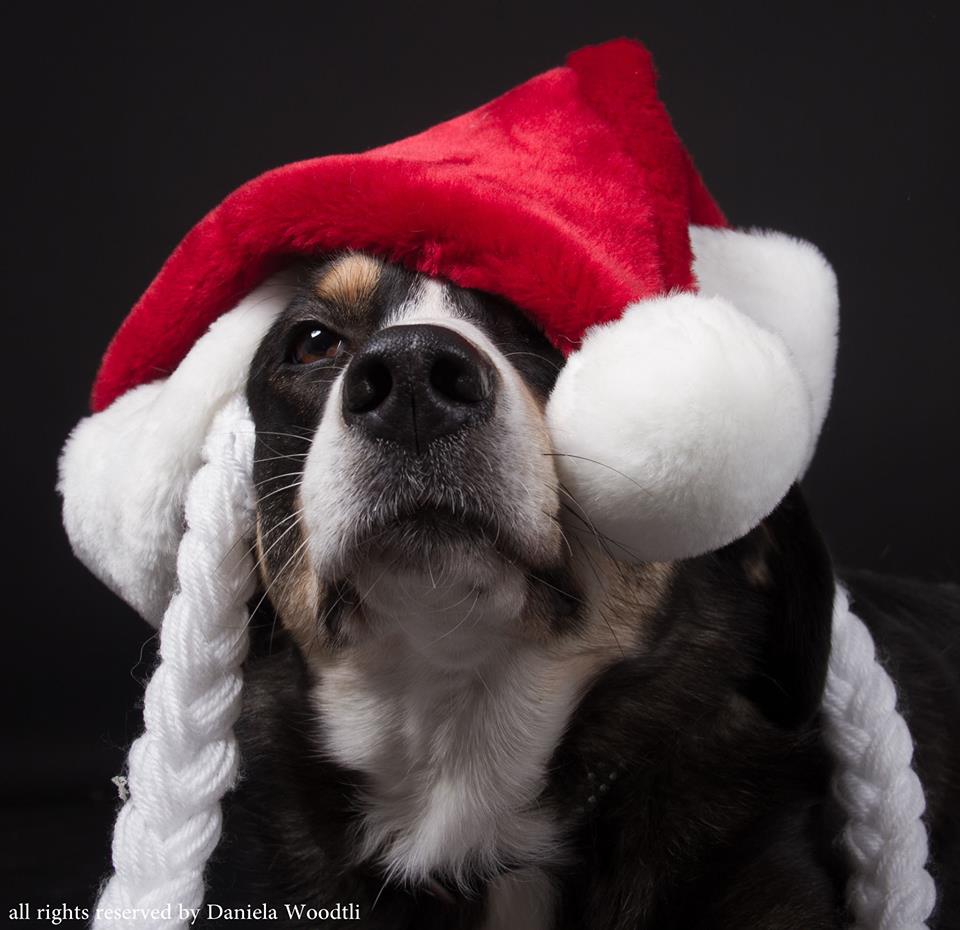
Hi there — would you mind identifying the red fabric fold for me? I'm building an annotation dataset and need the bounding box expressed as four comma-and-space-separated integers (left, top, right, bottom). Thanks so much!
92, 38, 724, 412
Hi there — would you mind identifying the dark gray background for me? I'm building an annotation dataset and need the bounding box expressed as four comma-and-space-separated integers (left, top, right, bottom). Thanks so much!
3, 0, 957, 907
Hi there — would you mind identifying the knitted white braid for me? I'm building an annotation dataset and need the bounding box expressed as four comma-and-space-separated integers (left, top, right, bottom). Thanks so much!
823, 586, 937, 929
94, 398, 257, 930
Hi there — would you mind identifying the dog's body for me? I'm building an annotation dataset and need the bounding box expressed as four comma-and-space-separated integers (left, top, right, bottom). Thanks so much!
199, 255, 960, 928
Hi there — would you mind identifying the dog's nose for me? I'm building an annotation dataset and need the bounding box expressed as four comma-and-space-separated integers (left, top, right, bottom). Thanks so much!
342, 324, 496, 451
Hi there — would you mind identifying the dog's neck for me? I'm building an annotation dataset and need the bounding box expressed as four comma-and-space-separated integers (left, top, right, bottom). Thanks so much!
353, 565, 532, 671
310, 565, 618, 887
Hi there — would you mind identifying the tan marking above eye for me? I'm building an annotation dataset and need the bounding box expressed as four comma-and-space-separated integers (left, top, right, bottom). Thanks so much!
314, 253, 383, 313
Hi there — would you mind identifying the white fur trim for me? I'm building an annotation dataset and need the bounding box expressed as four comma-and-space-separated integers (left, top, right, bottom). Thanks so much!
58, 283, 287, 625
690, 225, 839, 455
546, 293, 812, 561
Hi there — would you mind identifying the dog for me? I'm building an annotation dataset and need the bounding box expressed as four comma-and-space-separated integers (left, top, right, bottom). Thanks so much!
197, 252, 960, 929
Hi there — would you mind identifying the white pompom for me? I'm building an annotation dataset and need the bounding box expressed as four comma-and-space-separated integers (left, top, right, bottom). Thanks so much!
690, 225, 839, 464
546, 293, 814, 562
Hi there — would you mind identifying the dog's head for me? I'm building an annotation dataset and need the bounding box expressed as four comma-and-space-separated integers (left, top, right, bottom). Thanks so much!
247, 254, 591, 668
246, 253, 834, 727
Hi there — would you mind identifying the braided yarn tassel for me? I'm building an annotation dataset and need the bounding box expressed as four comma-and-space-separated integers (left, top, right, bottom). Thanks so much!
823, 587, 937, 930
94, 398, 257, 929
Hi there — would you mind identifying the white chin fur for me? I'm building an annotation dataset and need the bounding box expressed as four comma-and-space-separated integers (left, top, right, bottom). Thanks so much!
546, 293, 813, 562
58, 282, 287, 625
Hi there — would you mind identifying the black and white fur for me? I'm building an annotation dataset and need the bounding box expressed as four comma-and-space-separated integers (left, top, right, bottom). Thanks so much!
199, 255, 960, 929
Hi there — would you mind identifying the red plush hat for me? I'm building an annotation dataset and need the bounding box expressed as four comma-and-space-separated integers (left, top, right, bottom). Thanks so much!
92, 39, 726, 412
61, 38, 839, 629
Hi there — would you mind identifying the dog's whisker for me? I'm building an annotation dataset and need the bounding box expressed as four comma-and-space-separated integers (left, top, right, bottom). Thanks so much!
544, 451, 651, 498
418, 578, 482, 615
525, 570, 585, 607
213, 521, 258, 575
556, 482, 643, 572
559, 508, 636, 595
265, 506, 307, 536
254, 430, 315, 444
356, 556, 402, 610
316, 584, 351, 645
555, 521, 628, 659
243, 535, 311, 635
254, 470, 306, 489
241, 510, 306, 589
269, 541, 312, 652
253, 452, 309, 466
425, 585, 482, 646
256, 479, 305, 505
502, 350, 563, 373
542, 509, 575, 561
473, 666, 496, 701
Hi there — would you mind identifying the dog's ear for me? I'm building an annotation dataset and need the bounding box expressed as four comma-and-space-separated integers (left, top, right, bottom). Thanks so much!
735, 485, 835, 728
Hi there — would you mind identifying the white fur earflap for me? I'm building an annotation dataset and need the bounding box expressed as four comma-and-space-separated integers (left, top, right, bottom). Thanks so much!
58, 283, 287, 625
546, 226, 838, 562
547, 292, 813, 562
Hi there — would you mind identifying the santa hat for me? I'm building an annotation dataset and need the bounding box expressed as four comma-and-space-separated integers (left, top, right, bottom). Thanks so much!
59, 39, 934, 929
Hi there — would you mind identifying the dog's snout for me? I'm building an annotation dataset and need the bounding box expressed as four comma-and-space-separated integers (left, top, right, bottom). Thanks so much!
342, 324, 496, 451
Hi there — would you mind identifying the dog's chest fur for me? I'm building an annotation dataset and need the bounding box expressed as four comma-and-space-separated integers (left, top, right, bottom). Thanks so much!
313, 624, 609, 919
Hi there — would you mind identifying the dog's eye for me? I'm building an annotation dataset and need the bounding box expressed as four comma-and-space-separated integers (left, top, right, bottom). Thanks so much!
289, 322, 345, 364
